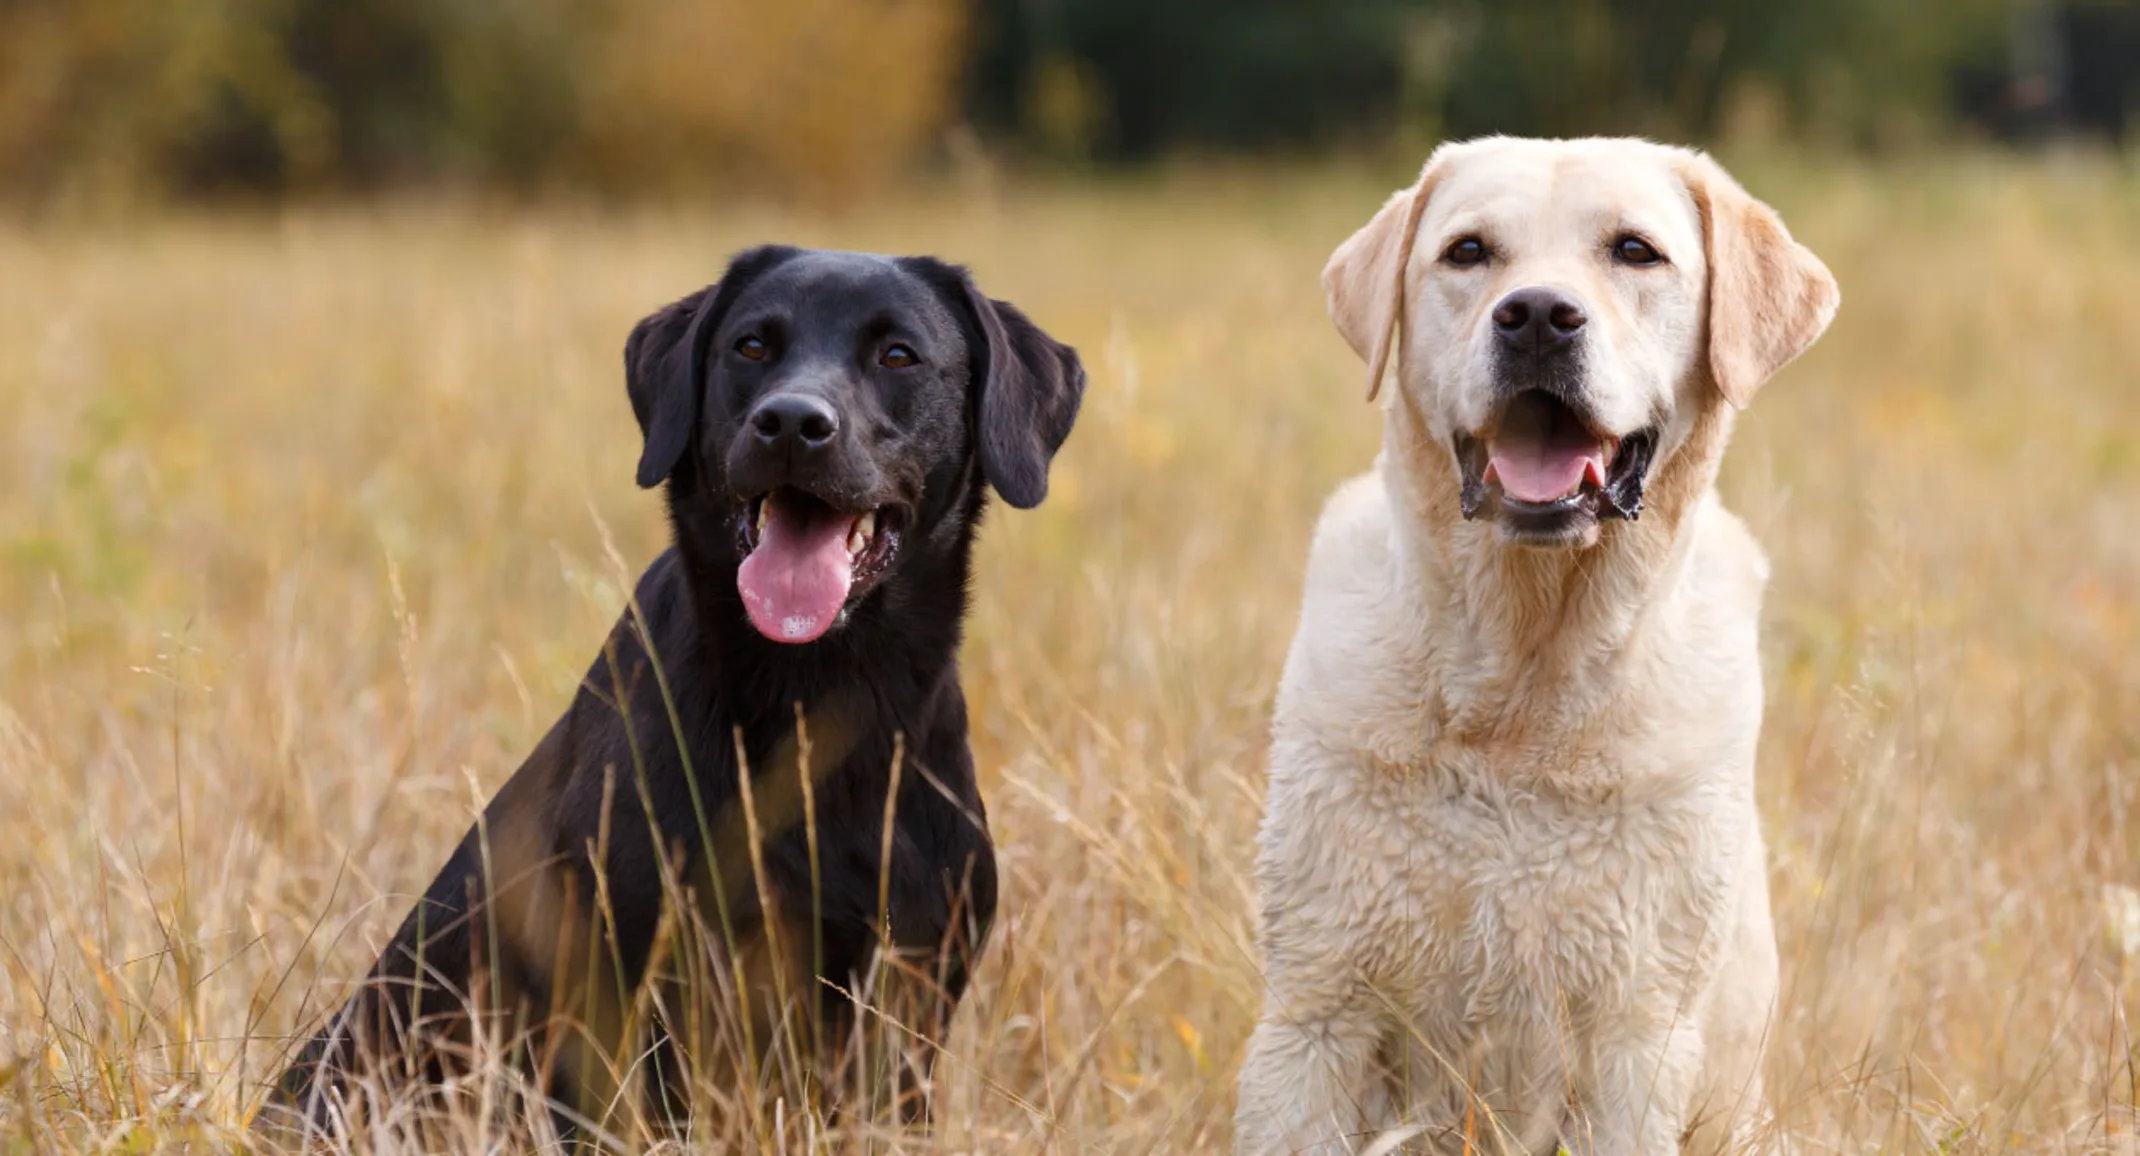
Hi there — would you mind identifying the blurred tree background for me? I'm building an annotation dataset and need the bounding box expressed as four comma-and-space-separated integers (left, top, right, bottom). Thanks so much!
0, 0, 2133, 203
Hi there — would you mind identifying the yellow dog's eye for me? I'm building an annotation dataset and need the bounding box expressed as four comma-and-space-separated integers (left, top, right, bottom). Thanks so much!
1441, 237, 1489, 268
735, 335, 769, 361
880, 344, 918, 369
1612, 235, 1665, 266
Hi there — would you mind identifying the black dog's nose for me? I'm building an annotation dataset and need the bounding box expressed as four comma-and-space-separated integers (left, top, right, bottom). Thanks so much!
749, 393, 839, 450
1492, 287, 1587, 352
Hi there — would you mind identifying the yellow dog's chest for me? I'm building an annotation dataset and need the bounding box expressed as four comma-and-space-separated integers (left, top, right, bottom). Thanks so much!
1353, 754, 1708, 1010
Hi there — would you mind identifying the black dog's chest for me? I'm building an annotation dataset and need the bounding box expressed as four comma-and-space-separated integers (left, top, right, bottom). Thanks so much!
549, 648, 996, 998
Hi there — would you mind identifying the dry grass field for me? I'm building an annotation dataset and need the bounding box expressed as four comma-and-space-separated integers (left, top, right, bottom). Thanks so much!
1, 155, 2137, 1153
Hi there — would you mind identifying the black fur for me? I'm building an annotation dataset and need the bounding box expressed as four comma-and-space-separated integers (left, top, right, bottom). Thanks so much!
262, 247, 1084, 1136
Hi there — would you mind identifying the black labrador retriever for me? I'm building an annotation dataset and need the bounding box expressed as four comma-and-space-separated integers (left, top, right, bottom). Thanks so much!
261, 246, 1083, 1136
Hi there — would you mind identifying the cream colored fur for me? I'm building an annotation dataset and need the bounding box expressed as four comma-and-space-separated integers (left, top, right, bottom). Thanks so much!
1235, 138, 1837, 1156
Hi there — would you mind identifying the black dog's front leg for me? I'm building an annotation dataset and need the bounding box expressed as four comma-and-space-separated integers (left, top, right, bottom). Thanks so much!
259, 718, 606, 1137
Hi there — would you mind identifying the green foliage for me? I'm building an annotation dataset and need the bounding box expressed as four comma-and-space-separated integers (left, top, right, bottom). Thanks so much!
1414, 0, 2016, 144
0, 0, 2076, 199
0, 0, 965, 202
969, 0, 2023, 159
967, 0, 1409, 159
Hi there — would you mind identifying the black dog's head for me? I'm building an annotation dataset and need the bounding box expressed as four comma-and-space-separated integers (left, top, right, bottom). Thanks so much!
625, 246, 1084, 644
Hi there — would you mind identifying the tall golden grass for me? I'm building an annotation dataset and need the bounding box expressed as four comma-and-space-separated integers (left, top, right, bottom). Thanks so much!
0, 156, 2136, 1152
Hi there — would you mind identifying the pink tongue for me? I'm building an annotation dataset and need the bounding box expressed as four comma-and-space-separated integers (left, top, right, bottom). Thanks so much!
1488, 440, 1607, 504
737, 495, 855, 644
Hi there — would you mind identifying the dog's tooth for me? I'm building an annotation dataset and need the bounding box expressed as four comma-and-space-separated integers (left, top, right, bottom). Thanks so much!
856, 510, 876, 539
756, 502, 770, 532
847, 527, 868, 557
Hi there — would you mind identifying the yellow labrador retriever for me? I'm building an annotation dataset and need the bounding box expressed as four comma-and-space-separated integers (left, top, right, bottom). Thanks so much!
1235, 138, 1837, 1155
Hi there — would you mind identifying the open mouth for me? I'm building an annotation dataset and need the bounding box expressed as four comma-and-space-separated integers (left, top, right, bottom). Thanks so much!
1453, 390, 1657, 543
734, 488, 903, 643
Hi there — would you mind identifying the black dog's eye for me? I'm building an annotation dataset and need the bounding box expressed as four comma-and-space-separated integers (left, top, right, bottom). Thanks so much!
880, 344, 919, 369
735, 335, 769, 361
1441, 236, 1489, 268
1612, 235, 1666, 266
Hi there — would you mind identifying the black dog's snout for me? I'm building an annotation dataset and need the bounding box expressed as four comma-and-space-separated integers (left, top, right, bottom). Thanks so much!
749, 393, 840, 451
1492, 287, 1587, 353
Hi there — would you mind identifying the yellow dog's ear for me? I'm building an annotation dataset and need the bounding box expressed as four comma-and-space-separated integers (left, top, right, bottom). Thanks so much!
1323, 148, 1449, 403
1680, 153, 1840, 409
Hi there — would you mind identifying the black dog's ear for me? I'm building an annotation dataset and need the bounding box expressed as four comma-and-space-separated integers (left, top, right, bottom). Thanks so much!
918, 262, 1086, 509
969, 291, 1086, 508
625, 287, 712, 488
625, 245, 803, 489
